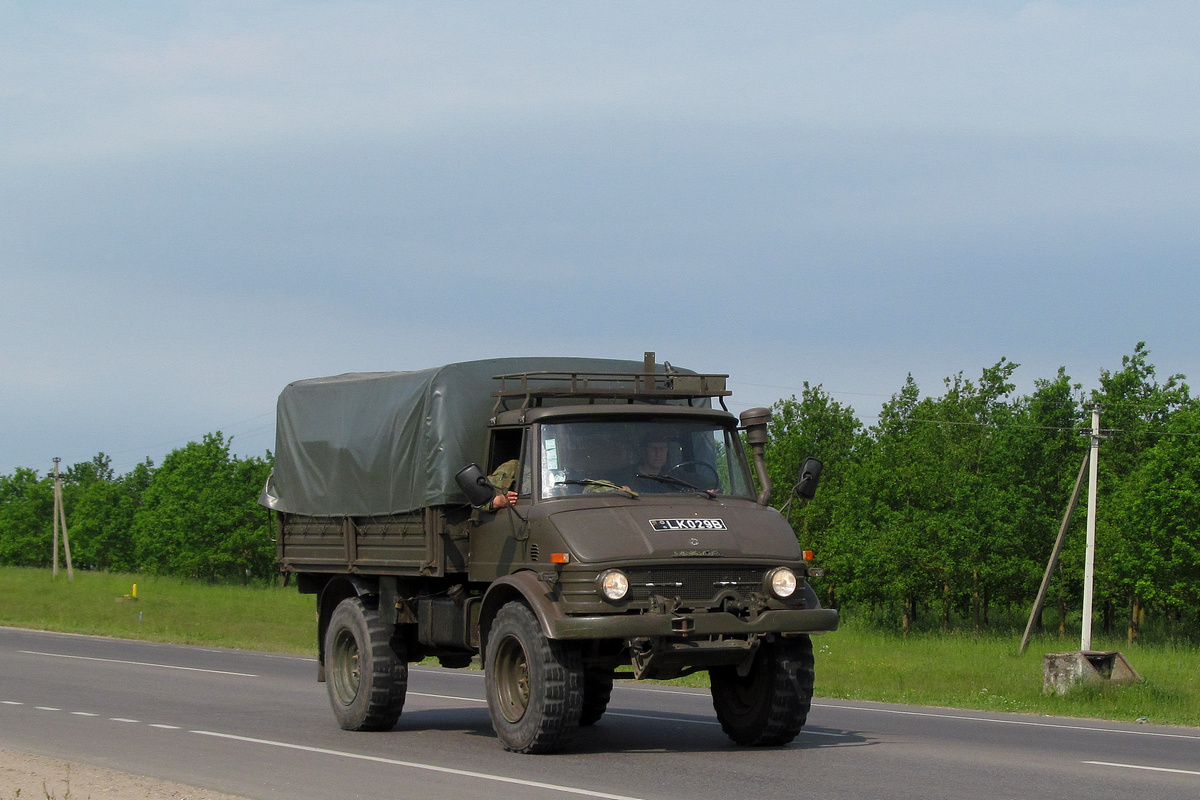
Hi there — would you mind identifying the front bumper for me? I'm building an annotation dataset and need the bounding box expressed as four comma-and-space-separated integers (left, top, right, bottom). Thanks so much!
548, 606, 839, 640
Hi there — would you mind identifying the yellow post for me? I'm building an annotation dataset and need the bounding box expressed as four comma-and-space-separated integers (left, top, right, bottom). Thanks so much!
132, 584, 138, 599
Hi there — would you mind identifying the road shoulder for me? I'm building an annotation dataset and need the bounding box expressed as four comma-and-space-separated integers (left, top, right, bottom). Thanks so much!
0, 746, 249, 800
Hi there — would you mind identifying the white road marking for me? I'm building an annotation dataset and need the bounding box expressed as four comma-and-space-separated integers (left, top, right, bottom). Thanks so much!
35, 706, 60, 711
1084, 760, 1200, 777
190, 730, 650, 800
814, 702, 1200, 741
2, 701, 24, 706
19, 650, 258, 677
409, 692, 485, 703
607, 711, 718, 725
110, 718, 140, 723
150, 724, 181, 730
623, 686, 707, 697
71, 712, 99, 717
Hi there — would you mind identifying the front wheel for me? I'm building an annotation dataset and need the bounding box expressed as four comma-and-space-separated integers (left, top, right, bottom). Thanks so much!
324, 596, 407, 731
709, 635, 813, 746
485, 602, 583, 753
579, 666, 615, 726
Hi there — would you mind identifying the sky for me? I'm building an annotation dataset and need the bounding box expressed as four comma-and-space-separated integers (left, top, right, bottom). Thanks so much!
2, 1, 1198, 476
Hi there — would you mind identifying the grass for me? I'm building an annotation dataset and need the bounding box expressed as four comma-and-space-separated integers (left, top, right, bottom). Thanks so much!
810, 623, 1200, 727
0, 566, 313, 655
1, 567, 1196, 728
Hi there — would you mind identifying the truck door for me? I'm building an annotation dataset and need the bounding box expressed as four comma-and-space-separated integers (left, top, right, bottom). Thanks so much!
469, 428, 531, 581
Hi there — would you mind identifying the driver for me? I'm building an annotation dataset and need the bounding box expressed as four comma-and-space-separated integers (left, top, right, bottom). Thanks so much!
622, 436, 671, 493
637, 438, 669, 478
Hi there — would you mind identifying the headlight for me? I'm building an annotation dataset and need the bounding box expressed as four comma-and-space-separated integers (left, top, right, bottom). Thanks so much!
598, 569, 629, 601
766, 567, 798, 599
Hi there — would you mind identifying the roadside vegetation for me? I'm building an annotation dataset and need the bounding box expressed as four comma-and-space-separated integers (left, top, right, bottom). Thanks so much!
2, 567, 1196, 728
0, 566, 311, 654
811, 617, 1199, 727
4, 343, 1197, 643
766, 342, 1199, 644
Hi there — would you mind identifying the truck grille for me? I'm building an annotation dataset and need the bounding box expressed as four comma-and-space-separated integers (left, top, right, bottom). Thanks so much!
623, 566, 766, 603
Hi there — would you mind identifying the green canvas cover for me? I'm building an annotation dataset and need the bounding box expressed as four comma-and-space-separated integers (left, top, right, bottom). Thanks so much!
260, 357, 679, 516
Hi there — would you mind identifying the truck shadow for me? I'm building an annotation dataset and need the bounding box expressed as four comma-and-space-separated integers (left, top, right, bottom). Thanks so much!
565, 717, 876, 754
390, 707, 875, 754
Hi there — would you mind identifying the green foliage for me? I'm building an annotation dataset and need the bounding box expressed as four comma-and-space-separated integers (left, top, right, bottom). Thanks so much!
132, 433, 273, 582
764, 383, 865, 550
63, 454, 145, 572
1116, 404, 1200, 614
0, 468, 54, 567
0, 435, 272, 584
764, 345, 1196, 637
1089, 343, 1192, 628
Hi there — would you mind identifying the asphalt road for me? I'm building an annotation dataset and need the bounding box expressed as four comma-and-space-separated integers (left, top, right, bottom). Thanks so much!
1, 626, 1196, 800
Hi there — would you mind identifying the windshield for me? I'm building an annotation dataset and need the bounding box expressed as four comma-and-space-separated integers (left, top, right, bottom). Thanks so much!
538, 419, 754, 500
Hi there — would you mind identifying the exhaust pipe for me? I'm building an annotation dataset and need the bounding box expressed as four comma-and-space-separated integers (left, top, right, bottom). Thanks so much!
740, 407, 772, 506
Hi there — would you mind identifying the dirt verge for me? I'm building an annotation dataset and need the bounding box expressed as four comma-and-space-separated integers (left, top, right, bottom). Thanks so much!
0, 747, 248, 800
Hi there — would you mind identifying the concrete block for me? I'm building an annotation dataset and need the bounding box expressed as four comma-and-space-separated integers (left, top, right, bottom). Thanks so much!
1042, 650, 1141, 695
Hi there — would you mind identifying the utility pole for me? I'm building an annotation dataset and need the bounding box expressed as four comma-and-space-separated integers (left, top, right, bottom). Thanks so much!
51, 458, 74, 580
1081, 405, 1102, 651
1038, 406, 1138, 695
1018, 450, 1089, 656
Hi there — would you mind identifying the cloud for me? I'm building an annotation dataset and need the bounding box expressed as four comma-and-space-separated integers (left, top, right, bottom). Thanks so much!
4, 2, 1198, 165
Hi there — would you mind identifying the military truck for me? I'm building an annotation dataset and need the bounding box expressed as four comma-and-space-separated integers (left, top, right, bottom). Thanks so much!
262, 354, 837, 753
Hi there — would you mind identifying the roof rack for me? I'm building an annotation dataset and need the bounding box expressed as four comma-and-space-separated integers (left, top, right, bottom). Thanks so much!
490, 370, 731, 417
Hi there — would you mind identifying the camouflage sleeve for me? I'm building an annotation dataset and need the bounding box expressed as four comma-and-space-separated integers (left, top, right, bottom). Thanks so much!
475, 459, 520, 510
488, 460, 520, 491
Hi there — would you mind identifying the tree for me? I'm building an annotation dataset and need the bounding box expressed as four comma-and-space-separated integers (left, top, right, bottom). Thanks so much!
65, 455, 148, 573
1007, 368, 1085, 633
1114, 403, 1200, 626
132, 433, 274, 582
765, 383, 865, 543
1090, 343, 1190, 639
821, 375, 934, 629
0, 468, 54, 568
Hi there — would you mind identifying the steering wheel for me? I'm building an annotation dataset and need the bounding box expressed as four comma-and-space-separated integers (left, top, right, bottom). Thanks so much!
665, 461, 720, 490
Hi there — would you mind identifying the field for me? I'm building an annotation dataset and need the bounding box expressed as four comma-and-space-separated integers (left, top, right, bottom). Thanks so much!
2, 567, 1196, 727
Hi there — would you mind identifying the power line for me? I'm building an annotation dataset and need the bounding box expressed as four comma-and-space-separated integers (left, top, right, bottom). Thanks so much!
102, 413, 277, 473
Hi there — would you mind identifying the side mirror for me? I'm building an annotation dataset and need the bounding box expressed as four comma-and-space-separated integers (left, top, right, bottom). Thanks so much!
794, 457, 823, 500
455, 463, 497, 507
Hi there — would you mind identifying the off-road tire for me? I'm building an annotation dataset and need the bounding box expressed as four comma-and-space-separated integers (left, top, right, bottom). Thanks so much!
485, 602, 583, 753
579, 666, 615, 726
710, 634, 814, 746
324, 596, 407, 731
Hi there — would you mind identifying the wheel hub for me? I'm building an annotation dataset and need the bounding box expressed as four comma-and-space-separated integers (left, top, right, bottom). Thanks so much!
495, 635, 531, 723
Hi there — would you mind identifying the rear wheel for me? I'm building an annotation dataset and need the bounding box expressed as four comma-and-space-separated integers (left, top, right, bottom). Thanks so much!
579, 666, 615, 726
325, 596, 407, 731
710, 635, 813, 746
485, 602, 583, 753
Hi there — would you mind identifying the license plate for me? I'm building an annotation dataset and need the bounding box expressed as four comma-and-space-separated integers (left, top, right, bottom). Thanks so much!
650, 518, 727, 531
